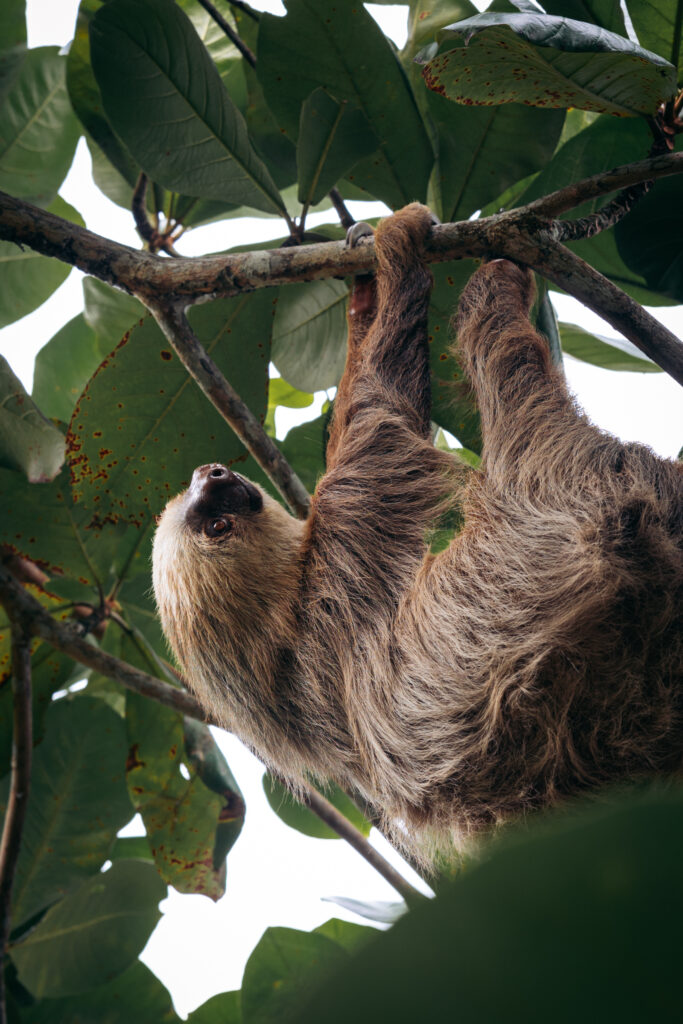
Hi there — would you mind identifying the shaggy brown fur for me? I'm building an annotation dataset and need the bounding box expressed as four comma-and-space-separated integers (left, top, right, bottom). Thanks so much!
153, 204, 683, 863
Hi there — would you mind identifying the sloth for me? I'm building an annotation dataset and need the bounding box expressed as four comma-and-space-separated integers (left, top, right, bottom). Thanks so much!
153, 204, 683, 860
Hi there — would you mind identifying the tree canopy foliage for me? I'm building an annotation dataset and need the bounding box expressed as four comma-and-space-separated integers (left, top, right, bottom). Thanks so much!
0, 0, 681, 1019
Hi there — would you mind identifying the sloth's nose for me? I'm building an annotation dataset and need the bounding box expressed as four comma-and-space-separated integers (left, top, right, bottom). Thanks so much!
192, 463, 236, 488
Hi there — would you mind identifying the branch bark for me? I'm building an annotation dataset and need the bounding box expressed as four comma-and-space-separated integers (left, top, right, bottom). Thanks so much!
0, 621, 32, 1024
149, 304, 311, 518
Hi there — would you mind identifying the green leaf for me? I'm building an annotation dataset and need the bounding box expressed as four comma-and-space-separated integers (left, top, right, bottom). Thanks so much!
18, 960, 180, 1024
535, 284, 563, 366
272, 279, 348, 393
629, 0, 682, 66
109, 836, 154, 862
187, 991, 241, 1024
559, 322, 660, 371
403, 0, 478, 59
68, 291, 273, 525
0, 355, 65, 481
615, 170, 683, 302
32, 314, 101, 423
178, 0, 249, 100
429, 261, 481, 452
0, 633, 75, 777
297, 88, 377, 208
314, 918, 375, 953
321, 896, 407, 925
0, 47, 80, 202
280, 412, 327, 495
126, 692, 241, 899
0, 0, 26, 51
263, 774, 371, 840
241, 926, 347, 1024
0, 697, 132, 929
90, 0, 285, 214
427, 92, 564, 221
419, 13, 677, 116
82, 276, 146, 351
292, 787, 683, 1024
541, 0, 626, 35
0, 195, 82, 329
183, 717, 246, 866
257, 0, 433, 208
0, 466, 145, 593
11, 859, 164, 999
232, 7, 298, 192
264, 377, 313, 437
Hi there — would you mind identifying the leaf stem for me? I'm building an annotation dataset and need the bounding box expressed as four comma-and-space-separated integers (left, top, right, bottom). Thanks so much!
195, 0, 256, 67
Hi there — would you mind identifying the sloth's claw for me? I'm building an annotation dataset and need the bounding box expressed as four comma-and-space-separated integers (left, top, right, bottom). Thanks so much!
345, 221, 374, 248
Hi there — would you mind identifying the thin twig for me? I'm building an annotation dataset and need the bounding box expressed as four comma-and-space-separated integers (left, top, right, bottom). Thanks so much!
0, 568, 421, 898
149, 303, 311, 518
195, 0, 256, 67
328, 187, 355, 230
302, 788, 424, 905
0, 621, 32, 1024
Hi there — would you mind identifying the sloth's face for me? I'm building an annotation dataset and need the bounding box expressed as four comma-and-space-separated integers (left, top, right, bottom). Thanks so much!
182, 463, 264, 543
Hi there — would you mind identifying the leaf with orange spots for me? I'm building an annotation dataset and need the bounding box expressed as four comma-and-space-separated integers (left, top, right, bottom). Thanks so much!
417, 12, 677, 116
126, 692, 244, 900
0, 466, 143, 595
68, 290, 273, 525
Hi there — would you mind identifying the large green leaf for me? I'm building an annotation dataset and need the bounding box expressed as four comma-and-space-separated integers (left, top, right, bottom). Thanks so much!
293, 787, 683, 1023
541, 0, 626, 35
297, 88, 377, 209
0, 355, 65, 481
68, 291, 273, 525
615, 168, 683, 301
0, 0, 26, 51
0, 195, 81, 329
0, 697, 132, 929
19, 960, 180, 1024
628, 0, 682, 66
90, 0, 285, 214
11, 859, 164, 998
241, 926, 347, 1024
0, 47, 80, 202
427, 92, 564, 221
187, 991, 241, 1024
280, 411, 328, 495
272, 279, 348, 393
32, 313, 102, 423
82, 276, 146, 351
263, 774, 371, 840
126, 693, 243, 899
418, 12, 677, 116
0, 466, 147, 598
257, 0, 433, 208
559, 322, 661, 370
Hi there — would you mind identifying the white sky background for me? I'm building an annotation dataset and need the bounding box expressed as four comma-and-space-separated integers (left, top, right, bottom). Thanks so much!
1, 0, 682, 1016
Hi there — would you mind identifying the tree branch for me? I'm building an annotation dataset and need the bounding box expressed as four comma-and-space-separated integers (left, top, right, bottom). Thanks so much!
149, 303, 311, 518
521, 151, 683, 219
195, 0, 256, 67
0, 620, 32, 1024
302, 788, 424, 904
0, 567, 421, 897
495, 232, 683, 386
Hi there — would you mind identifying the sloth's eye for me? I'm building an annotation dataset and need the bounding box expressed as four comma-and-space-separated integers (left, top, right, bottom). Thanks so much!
205, 517, 232, 538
